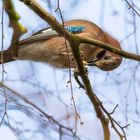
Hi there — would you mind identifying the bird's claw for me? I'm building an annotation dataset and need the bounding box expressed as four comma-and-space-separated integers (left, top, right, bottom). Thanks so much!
83, 60, 88, 66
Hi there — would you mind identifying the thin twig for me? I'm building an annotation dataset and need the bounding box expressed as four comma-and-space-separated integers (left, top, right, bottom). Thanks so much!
0, 82, 80, 140
98, 100, 129, 140
110, 104, 119, 115
55, 0, 81, 136
124, 0, 140, 17
0, 1, 8, 128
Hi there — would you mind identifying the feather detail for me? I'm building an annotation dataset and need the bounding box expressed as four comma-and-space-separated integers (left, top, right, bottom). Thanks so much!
19, 28, 59, 46
65, 26, 85, 33
19, 26, 85, 46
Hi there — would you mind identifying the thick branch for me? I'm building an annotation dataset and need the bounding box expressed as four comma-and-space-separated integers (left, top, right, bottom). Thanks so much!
19, 0, 110, 139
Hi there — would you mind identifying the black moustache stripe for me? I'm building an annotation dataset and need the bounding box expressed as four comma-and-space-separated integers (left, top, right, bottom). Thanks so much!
87, 58, 99, 64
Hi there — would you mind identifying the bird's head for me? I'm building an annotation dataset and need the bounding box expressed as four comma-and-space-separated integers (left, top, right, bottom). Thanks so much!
87, 50, 122, 71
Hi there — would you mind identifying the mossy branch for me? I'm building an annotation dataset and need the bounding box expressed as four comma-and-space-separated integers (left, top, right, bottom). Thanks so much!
4, 0, 27, 56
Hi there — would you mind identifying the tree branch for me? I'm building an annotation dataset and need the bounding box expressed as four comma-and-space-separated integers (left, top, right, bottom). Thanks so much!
124, 0, 140, 17
78, 36, 140, 62
18, 0, 111, 139
4, 0, 27, 57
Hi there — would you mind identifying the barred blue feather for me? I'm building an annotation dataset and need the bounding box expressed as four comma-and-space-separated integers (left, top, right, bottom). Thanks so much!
65, 26, 85, 33
20, 26, 85, 45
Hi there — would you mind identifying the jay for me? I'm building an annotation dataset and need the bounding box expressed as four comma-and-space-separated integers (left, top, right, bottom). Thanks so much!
1, 20, 122, 71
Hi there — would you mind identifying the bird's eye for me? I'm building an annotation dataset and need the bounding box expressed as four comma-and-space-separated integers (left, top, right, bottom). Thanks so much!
104, 56, 111, 60
96, 50, 106, 59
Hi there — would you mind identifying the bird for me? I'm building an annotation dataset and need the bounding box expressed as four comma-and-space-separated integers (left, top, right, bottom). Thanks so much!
1, 19, 122, 71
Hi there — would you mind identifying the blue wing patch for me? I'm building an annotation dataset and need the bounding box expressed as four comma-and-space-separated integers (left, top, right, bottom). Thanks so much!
65, 26, 85, 33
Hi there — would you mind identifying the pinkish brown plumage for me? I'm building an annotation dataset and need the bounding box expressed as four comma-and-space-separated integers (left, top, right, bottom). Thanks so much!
1, 20, 122, 71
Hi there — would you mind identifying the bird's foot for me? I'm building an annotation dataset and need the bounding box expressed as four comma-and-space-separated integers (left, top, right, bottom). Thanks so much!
83, 60, 88, 66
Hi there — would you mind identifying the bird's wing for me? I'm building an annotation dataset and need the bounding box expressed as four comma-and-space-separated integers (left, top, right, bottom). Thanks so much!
19, 26, 85, 46
19, 27, 59, 46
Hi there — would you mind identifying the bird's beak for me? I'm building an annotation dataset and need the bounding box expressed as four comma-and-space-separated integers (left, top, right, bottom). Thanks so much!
87, 58, 99, 66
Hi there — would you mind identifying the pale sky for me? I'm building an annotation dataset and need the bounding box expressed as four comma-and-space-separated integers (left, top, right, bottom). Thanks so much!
0, 0, 140, 140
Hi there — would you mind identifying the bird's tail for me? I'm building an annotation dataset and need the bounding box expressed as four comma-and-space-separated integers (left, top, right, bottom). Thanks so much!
0, 50, 14, 64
